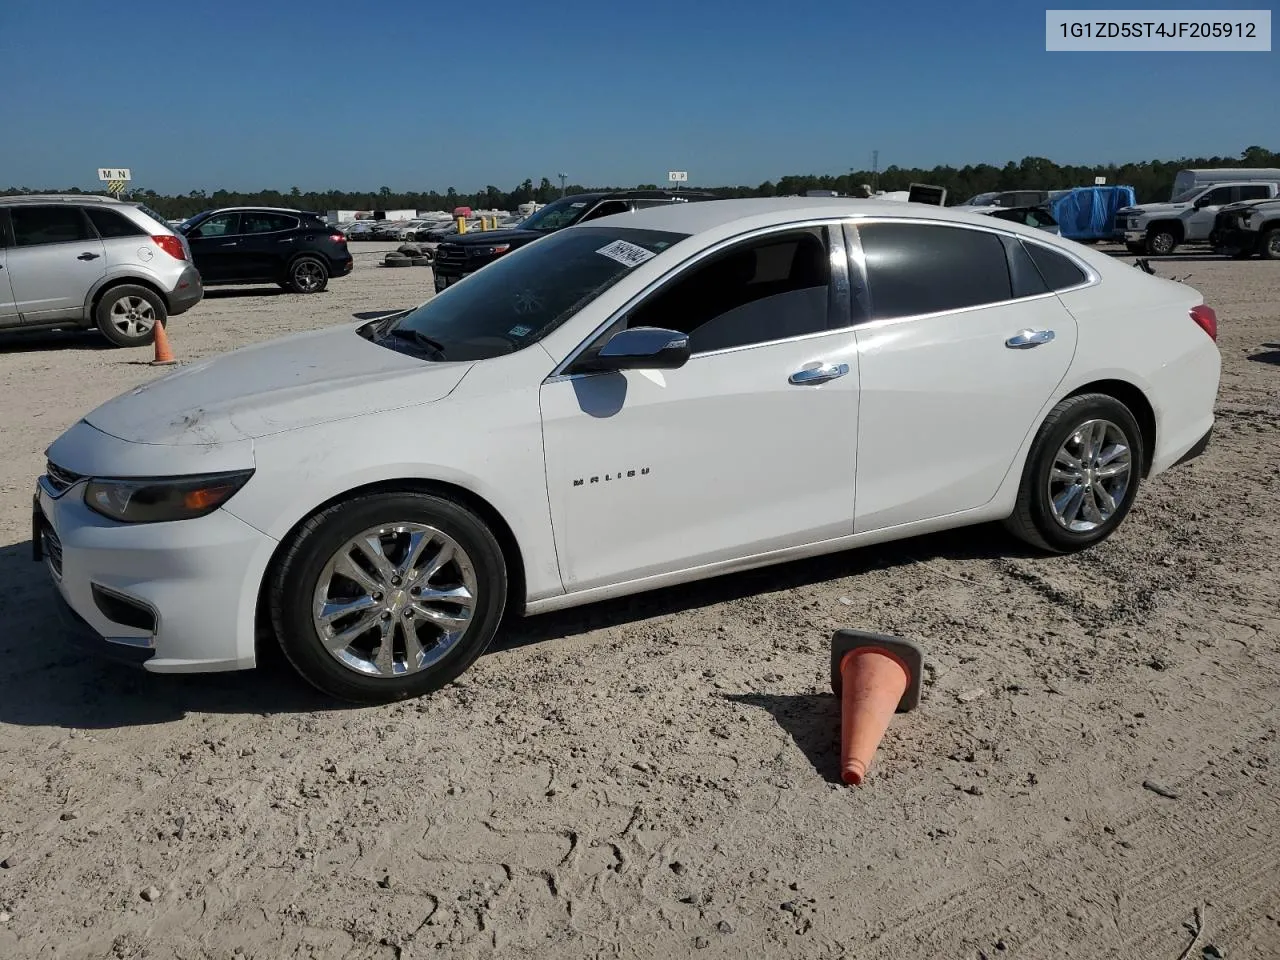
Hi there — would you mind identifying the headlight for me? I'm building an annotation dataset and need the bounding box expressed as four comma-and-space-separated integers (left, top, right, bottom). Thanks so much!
84, 470, 254, 524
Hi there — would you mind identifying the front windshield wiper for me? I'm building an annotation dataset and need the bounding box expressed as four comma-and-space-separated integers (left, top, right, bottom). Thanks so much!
385, 327, 448, 359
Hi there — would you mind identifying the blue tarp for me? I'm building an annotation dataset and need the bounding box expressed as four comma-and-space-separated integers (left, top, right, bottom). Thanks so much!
1049, 186, 1136, 240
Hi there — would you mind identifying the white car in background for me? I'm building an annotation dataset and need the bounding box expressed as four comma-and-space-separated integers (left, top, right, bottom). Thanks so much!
33, 198, 1221, 702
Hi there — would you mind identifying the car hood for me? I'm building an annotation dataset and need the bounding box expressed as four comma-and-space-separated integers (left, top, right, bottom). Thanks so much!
1219, 198, 1275, 213
442, 228, 544, 247
83, 324, 471, 446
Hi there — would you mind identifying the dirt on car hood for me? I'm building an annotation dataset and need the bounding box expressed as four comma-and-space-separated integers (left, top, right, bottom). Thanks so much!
83, 324, 471, 446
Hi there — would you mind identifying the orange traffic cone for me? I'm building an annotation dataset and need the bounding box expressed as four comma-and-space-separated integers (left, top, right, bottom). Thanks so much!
829, 630, 924, 785
150, 318, 177, 366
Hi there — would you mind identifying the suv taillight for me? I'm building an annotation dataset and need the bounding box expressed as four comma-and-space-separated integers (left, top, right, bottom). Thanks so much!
151, 235, 187, 261
1190, 304, 1217, 342
330, 233, 346, 244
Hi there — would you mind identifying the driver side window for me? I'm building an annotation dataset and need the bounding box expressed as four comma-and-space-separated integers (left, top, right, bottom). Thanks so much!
1199, 187, 1232, 207
624, 228, 832, 354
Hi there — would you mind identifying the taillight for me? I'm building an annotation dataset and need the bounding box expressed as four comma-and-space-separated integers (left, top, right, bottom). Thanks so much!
330, 233, 346, 244
1189, 304, 1217, 342
151, 235, 187, 261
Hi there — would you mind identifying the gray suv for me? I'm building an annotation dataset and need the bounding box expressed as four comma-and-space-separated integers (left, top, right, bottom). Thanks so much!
0, 195, 203, 347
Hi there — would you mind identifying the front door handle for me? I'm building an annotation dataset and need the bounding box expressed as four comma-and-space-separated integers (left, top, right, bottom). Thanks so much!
1005, 329, 1055, 349
220, 242, 238, 247
77, 252, 100, 261
789, 362, 850, 385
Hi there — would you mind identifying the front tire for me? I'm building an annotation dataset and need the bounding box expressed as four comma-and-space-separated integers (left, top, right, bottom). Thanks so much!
269, 491, 507, 703
95, 285, 167, 347
285, 256, 329, 294
1003, 394, 1143, 553
1145, 228, 1177, 256
1261, 228, 1280, 261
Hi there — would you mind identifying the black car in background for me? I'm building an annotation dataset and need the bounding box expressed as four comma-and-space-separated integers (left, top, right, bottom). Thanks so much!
179, 207, 354, 294
432, 189, 720, 292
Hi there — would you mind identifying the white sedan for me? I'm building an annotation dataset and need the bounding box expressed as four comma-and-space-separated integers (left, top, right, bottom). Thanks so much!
33, 198, 1221, 702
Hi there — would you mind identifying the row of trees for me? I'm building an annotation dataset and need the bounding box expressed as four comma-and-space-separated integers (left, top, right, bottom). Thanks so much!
5, 147, 1276, 219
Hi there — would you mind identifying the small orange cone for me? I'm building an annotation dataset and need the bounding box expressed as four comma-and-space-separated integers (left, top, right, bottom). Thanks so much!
830, 630, 924, 786
150, 318, 177, 366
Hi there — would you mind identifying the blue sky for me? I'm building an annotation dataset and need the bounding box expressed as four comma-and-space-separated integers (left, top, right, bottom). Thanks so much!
0, 0, 1275, 193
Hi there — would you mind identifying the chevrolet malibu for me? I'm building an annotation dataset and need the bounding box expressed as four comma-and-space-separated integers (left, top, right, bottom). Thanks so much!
33, 198, 1221, 703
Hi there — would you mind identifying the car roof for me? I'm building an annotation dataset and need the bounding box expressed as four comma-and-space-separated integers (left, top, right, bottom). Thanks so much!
198, 206, 316, 215
612, 196, 1061, 236
0, 193, 125, 205
561, 189, 720, 203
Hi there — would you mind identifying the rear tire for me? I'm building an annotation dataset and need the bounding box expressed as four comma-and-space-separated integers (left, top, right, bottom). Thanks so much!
269, 491, 508, 704
285, 256, 329, 294
1003, 393, 1144, 554
95, 285, 167, 348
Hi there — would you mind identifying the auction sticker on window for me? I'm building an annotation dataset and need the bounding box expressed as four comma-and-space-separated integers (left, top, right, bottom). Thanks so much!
596, 239, 657, 268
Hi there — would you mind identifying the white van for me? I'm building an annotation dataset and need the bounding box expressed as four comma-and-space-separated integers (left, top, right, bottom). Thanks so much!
1171, 168, 1280, 200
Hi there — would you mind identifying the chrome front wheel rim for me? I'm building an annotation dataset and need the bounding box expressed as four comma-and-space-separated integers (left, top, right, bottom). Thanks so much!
294, 260, 324, 291
1047, 419, 1132, 533
312, 523, 478, 678
110, 296, 156, 337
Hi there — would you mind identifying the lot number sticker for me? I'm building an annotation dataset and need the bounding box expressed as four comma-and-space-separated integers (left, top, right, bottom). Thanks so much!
596, 240, 657, 268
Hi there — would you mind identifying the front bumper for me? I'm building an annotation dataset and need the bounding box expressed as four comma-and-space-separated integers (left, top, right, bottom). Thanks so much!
33, 475, 277, 673
1210, 226, 1259, 253
167, 264, 204, 316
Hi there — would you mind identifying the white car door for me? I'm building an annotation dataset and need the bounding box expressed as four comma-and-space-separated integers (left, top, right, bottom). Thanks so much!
847, 219, 1082, 533
540, 224, 860, 593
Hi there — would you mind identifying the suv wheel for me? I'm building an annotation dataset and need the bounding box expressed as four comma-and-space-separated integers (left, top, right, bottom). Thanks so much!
1261, 228, 1280, 261
95, 285, 167, 348
286, 256, 329, 294
1145, 228, 1177, 256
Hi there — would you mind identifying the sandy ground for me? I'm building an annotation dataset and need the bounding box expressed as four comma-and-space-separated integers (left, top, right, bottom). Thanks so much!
0, 242, 1277, 960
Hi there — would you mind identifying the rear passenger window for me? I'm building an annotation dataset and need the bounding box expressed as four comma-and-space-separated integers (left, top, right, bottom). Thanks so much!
627, 228, 831, 353
86, 207, 147, 239
241, 212, 297, 234
1237, 185, 1272, 201
1023, 241, 1087, 291
858, 222, 1011, 320
10, 206, 95, 247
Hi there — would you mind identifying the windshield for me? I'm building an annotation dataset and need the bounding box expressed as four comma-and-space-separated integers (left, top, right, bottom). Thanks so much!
1170, 188, 1200, 204
518, 196, 595, 232
374, 226, 688, 362
962, 192, 998, 206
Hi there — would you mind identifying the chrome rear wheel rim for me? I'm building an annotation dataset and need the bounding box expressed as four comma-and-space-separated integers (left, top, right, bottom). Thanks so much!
110, 296, 156, 337
1047, 419, 1132, 533
312, 523, 477, 678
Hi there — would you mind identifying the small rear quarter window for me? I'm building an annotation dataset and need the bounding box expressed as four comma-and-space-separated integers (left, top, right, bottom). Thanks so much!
1023, 241, 1088, 291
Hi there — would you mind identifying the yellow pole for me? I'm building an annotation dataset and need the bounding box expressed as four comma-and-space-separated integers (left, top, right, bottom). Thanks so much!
456, 216, 467, 235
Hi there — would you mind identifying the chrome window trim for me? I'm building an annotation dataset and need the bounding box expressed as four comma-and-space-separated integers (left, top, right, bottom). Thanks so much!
843, 216, 1100, 331
546, 217, 854, 381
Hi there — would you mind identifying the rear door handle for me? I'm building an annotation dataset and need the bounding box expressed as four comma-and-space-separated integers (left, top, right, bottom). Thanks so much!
220, 242, 238, 247
76, 252, 100, 261
1005, 329, 1055, 349
789, 362, 849, 385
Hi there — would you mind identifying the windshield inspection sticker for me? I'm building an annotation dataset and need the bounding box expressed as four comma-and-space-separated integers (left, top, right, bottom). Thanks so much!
508, 324, 533, 337
596, 239, 657, 268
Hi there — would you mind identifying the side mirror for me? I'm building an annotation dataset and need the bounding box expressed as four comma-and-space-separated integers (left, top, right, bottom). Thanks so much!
582, 326, 691, 372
